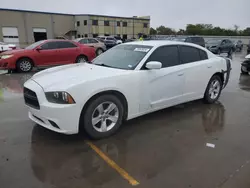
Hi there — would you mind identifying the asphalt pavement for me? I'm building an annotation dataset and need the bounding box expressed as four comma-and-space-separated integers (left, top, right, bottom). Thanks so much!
1, 51, 250, 188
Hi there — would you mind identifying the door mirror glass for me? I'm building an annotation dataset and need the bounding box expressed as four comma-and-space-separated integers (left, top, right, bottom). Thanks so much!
146, 61, 162, 70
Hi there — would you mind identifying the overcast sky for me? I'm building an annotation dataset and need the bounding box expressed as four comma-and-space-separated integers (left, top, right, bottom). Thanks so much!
1, 0, 249, 30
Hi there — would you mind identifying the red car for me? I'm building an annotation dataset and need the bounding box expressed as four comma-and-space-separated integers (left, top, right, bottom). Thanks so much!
0, 39, 96, 72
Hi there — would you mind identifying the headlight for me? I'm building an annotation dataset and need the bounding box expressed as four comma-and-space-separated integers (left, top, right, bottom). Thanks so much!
1, 55, 13, 59
45, 91, 75, 104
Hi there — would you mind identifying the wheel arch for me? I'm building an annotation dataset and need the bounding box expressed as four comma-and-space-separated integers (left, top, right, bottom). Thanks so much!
76, 54, 88, 61
79, 90, 128, 131
16, 56, 35, 66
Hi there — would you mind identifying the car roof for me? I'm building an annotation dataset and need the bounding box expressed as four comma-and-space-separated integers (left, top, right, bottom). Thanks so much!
123, 40, 205, 48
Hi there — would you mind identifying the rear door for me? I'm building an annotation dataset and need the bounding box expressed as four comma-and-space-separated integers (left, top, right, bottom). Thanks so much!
179, 45, 213, 102
34, 41, 60, 66
57, 41, 79, 64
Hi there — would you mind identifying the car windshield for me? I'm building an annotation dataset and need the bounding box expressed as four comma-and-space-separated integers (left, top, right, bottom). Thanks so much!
206, 40, 221, 45
25, 40, 46, 49
92, 44, 153, 70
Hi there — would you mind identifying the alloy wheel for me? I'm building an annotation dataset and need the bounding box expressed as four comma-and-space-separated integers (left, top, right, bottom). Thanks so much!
20, 60, 32, 72
91, 102, 119, 133
209, 80, 221, 100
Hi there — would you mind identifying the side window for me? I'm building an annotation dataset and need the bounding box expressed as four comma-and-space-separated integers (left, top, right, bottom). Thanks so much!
146, 46, 179, 68
58, 41, 77, 49
80, 39, 88, 44
199, 50, 208, 60
41, 42, 58, 50
221, 40, 226, 45
89, 39, 98, 43
185, 37, 192, 42
179, 46, 201, 64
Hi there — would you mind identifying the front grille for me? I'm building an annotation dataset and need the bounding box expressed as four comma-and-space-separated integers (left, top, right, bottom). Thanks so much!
23, 87, 40, 109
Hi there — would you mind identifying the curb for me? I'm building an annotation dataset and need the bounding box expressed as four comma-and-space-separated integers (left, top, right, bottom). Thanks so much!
0, 70, 7, 75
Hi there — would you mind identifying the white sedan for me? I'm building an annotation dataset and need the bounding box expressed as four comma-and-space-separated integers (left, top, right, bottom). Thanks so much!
24, 41, 231, 139
0, 42, 16, 52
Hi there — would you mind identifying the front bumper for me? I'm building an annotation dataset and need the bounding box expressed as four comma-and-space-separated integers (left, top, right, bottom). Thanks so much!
24, 79, 81, 134
0, 56, 16, 70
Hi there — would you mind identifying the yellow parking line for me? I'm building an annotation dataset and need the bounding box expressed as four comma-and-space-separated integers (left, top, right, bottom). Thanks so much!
87, 141, 139, 186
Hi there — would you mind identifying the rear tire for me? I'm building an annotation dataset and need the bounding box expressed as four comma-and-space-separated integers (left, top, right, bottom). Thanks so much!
81, 95, 124, 139
16, 58, 33, 73
76, 55, 87, 63
203, 75, 222, 104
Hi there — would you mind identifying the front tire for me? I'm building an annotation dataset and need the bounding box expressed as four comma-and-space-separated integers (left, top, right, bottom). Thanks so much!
16, 58, 33, 73
204, 75, 222, 104
241, 66, 249, 75
96, 48, 104, 56
82, 95, 124, 139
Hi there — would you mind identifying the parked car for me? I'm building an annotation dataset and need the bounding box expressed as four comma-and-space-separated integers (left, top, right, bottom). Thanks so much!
247, 40, 250, 54
241, 54, 250, 75
172, 36, 205, 47
206, 39, 234, 55
96, 36, 117, 49
24, 41, 231, 139
0, 39, 96, 73
233, 40, 243, 52
0, 42, 16, 52
113, 36, 123, 44
74, 38, 106, 56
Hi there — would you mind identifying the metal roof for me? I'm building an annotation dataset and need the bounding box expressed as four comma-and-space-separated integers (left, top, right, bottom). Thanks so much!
0, 8, 150, 20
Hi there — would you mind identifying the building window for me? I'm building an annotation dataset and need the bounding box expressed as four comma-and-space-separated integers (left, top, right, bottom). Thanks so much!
77, 34, 81, 38
93, 34, 98, 38
123, 22, 127, 27
82, 35, 84, 38
143, 23, 148, 28
84, 20, 87, 25
76, 21, 80, 26
117, 22, 120, 26
104, 34, 110, 36
104, 21, 110, 26
85, 34, 88, 37
92, 20, 98, 26
123, 34, 127, 40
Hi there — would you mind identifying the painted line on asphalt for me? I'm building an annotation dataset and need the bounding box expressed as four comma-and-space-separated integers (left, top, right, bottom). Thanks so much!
87, 141, 139, 186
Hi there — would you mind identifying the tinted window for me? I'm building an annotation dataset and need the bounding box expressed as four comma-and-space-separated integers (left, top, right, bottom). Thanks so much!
185, 37, 192, 42
107, 37, 115, 40
199, 50, 208, 60
58, 41, 77, 48
180, 46, 201, 64
80, 39, 88, 44
41, 42, 58, 50
146, 46, 179, 68
89, 39, 98, 43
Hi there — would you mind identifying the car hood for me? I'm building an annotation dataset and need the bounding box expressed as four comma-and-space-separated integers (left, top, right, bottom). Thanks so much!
31, 63, 127, 90
1, 49, 31, 55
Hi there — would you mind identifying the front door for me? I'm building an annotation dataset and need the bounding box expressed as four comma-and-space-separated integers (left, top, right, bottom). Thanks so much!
34, 41, 60, 66
139, 45, 185, 112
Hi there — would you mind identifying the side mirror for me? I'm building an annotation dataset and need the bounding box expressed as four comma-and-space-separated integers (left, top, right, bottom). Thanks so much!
146, 61, 162, 70
36, 47, 42, 51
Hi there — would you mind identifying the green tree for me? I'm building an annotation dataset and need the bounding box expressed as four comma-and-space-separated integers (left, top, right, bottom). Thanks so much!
156, 26, 176, 35
150, 27, 157, 35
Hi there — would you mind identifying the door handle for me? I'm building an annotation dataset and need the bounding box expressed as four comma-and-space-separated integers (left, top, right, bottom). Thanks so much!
178, 73, 184, 76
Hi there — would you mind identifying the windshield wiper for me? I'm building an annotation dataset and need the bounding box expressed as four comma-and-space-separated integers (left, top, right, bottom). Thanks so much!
94, 63, 114, 68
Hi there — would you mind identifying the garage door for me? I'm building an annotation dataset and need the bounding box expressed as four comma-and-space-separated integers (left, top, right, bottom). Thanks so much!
33, 28, 47, 42
2, 27, 20, 46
